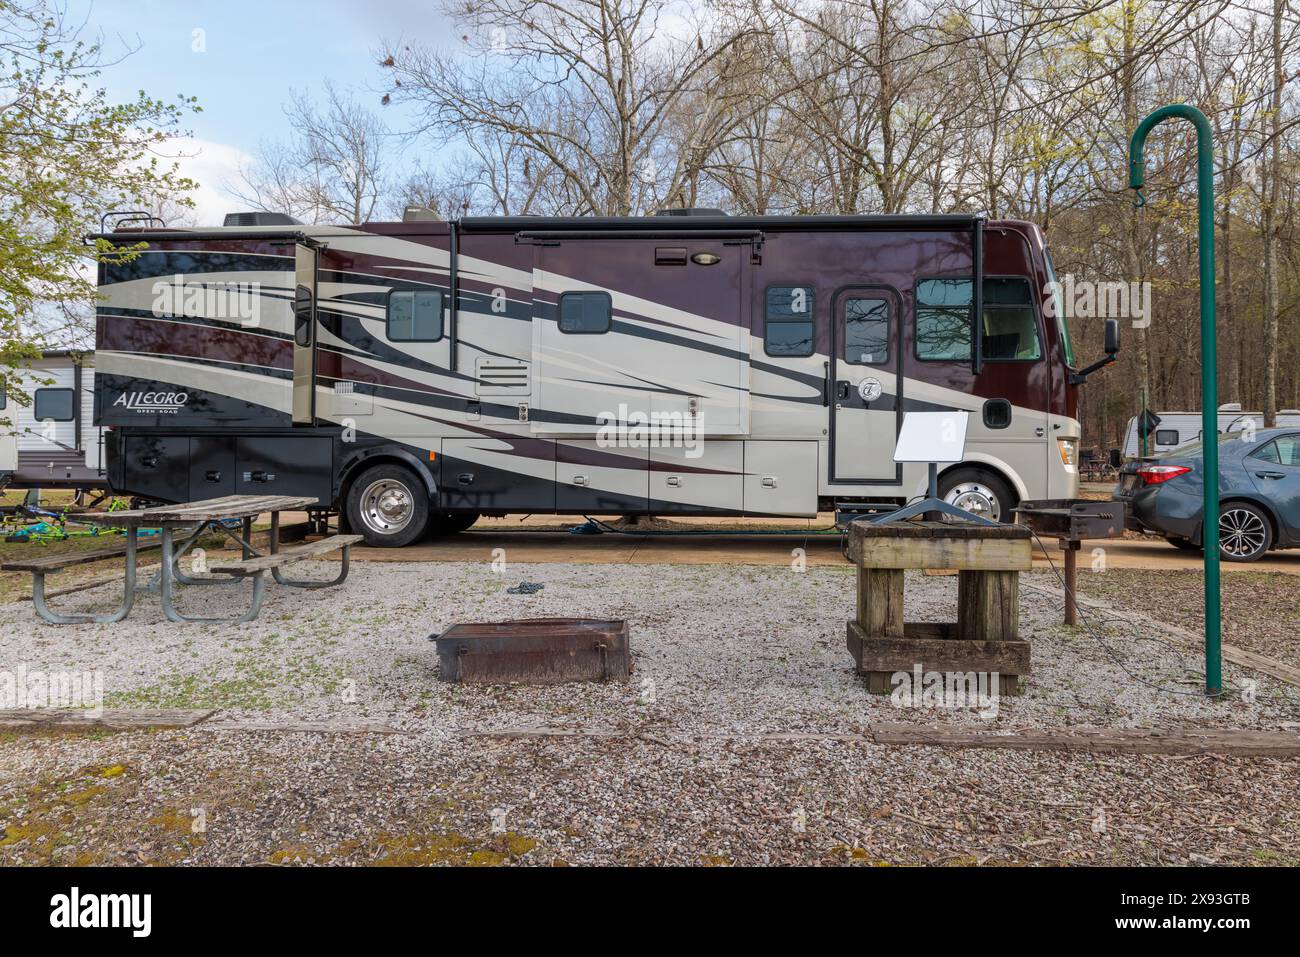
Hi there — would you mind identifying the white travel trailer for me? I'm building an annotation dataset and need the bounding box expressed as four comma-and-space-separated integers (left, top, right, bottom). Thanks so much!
0, 351, 107, 492
1120, 404, 1300, 457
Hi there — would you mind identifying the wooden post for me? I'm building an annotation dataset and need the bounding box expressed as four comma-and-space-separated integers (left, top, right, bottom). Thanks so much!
857, 567, 905, 639
956, 569, 1020, 643
1061, 540, 1079, 626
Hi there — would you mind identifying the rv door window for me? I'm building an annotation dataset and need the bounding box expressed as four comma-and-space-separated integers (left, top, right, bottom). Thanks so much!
765, 285, 815, 357
33, 388, 74, 422
843, 298, 889, 364
387, 289, 444, 341
557, 291, 612, 334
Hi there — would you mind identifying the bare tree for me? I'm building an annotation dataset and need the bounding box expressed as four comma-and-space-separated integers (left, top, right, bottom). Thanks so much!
229, 82, 390, 224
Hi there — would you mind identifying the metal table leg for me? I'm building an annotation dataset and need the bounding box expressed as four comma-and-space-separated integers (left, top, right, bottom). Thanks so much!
31, 529, 139, 625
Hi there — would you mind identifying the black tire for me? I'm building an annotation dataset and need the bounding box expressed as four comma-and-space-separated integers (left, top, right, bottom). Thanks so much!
1166, 536, 1202, 552
1218, 501, 1272, 563
426, 511, 480, 537
937, 468, 1015, 524
344, 463, 430, 548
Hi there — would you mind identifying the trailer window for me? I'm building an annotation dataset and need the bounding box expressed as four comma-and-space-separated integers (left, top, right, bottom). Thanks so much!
558, 292, 612, 334
1155, 429, 1180, 446
387, 289, 444, 342
843, 298, 889, 364
765, 286, 815, 357
34, 388, 74, 422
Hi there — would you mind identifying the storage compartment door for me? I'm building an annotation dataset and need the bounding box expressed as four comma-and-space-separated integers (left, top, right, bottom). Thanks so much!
122, 435, 190, 502
189, 436, 236, 499
650, 442, 743, 512
235, 435, 331, 502
556, 441, 648, 513
745, 441, 818, 516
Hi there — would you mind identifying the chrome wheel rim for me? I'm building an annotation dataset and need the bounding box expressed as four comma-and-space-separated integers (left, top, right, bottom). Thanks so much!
943, 482, 1001, 522
1219, 507, 1266, 558
359, 479, 414, 535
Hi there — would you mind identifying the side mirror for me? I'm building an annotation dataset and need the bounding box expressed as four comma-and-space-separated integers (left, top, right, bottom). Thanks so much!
1104, 318, 1121, 355
1108, 448, 1123, 469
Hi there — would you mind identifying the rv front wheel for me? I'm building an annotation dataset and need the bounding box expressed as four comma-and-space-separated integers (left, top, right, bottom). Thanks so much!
937, 468, 1013, 524
346, 464, 430, 547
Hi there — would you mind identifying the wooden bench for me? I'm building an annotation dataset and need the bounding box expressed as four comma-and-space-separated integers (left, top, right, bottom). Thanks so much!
0, 536, 163, 624
208, 534, 362, 587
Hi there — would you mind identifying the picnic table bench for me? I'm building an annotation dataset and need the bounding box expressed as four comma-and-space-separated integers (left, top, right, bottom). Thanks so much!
1, 494, 359, 624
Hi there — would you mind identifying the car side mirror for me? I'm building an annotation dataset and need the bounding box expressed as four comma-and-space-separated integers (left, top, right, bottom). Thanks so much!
1104, 318, 1121, 355
1108, 448, 1123, 469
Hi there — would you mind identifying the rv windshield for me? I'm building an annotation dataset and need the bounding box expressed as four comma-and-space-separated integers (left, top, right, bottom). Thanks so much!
1043, 249, 1076, 366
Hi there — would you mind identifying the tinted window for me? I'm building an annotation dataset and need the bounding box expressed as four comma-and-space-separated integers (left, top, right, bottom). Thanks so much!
388, 289, 444, 341
34, 388, 74, 422
1155, 429, 1180, 446
915, 277, 1042, 361
558, 292, 612, 334
1276, 435, 1300, 466
0, 386, 6, 411
294, 285, 313, 347
765, 285, 815, 357
844, 298, 889, 364
1252, 441, 1281, 464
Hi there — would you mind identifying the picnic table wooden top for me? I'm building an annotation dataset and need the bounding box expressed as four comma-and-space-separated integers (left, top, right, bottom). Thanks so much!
79, 494, 319, 527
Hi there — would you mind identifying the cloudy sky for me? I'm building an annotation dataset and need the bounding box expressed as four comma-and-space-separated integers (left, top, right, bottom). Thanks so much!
76, 0, 455, 223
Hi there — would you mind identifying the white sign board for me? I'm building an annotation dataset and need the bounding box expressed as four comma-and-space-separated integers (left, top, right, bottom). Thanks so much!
892, 410, 969, 464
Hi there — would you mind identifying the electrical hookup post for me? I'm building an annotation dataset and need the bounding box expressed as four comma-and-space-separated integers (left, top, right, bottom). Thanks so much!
1129, 104, 1222, 696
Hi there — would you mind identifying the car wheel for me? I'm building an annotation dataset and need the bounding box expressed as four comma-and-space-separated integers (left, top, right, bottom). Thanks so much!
938, 468, 1014, 524
426, 511, 480, 537
1166, 536, 1202, 552
345, 463, 430, 547
1218, 502, 1272, 562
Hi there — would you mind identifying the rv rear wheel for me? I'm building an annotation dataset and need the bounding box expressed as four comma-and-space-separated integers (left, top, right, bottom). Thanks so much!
426, 512, 480, 537
937, 468, 1014, 524
346, 463, 430, 548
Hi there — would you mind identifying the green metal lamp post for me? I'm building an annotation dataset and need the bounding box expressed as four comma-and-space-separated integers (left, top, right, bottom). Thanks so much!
1128, 104, 1221, 695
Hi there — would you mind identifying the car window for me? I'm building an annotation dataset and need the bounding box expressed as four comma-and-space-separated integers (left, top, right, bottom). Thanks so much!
1276, 435, 1300, 466
1252, 441, 1281, 464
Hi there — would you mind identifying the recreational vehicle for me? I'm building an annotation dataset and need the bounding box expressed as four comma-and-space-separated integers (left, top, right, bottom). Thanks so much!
90, 210, 1117, 546
1120, 404, 1300, 457
0, 351, 106, 493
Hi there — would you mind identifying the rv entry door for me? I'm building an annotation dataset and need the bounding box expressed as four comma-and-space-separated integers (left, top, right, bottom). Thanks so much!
831, 288, 902, 483
292, 243, 318, 425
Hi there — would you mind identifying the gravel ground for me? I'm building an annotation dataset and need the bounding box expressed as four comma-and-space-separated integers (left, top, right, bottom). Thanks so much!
2, 560, 1299, 866
1076, 567, 1300, 671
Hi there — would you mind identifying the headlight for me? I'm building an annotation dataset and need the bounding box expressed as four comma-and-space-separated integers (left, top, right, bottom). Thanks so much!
1057, 438, 1078, 467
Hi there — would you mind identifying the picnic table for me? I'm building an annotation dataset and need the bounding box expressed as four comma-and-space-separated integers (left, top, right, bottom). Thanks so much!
1, 494, 360, 625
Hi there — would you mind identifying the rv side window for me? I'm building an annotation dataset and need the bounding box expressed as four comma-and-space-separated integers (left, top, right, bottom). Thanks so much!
765, 286, 815, 357
844, 298, 889, 364
915, 277, 1042, 361
34, 388, 74, 422
1155, 429, 1180, 446
915, 279, 972, 360
557, 292, 612, 334
387, 289, 444, 342
0, 386, 6, 411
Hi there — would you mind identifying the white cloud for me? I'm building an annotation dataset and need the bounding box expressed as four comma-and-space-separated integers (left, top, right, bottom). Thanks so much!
153, 137, 255, 226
